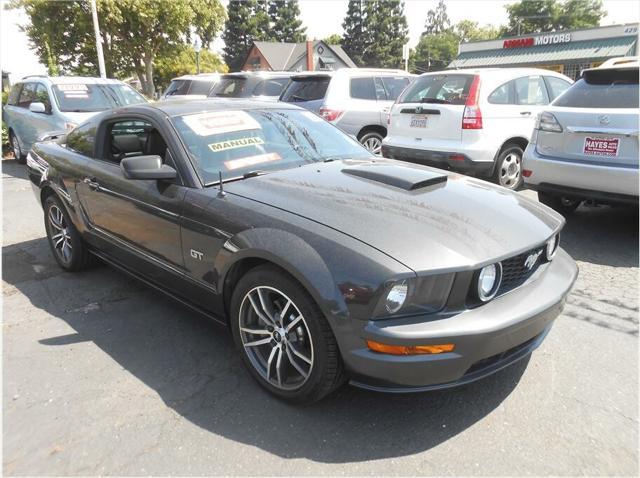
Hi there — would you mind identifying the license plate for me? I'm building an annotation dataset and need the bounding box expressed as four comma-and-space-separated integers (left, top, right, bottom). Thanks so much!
583, 137, 619, 157
410, 115, 427, 128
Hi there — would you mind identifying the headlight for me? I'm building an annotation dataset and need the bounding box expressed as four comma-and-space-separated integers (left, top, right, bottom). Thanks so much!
477, 263, 502, 302
385, 280, 408, 314
546, 234, 559, 260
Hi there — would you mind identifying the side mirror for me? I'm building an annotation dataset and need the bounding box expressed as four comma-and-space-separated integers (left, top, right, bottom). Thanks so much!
29, 102, 47, 114
121, 155, 177, 180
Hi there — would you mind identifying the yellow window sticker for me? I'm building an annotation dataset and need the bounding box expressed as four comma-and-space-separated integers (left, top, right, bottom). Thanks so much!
183, 110, 261, 136
208, 137, 265, 153
224, 152, 281, 171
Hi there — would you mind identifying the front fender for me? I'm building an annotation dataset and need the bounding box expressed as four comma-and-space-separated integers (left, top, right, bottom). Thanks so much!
216, 227, 349, 322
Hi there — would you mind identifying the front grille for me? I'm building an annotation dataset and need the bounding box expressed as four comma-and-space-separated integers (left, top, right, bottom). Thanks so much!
498, 246, 545, 295
465, 333, 539, 375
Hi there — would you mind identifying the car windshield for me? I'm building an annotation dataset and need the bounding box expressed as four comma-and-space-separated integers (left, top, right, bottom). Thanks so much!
552, 68, 639, 108
171, 109, 368, 184
164, 79, 191, 96
52, 83, 146, 112
210, 77, 248, 97
397, 74, 473, 104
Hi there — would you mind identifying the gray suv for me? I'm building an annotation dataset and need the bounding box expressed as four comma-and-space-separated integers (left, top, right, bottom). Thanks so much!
279, 68, 414, 154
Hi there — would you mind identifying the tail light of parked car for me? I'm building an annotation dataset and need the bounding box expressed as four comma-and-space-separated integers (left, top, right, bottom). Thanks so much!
319, 106, 344, 122
535, 111, 563, 133
462, 75, 483, 130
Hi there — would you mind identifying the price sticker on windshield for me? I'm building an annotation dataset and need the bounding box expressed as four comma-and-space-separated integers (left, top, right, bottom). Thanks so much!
224, 152, 281, 171
184, 110, 261, 136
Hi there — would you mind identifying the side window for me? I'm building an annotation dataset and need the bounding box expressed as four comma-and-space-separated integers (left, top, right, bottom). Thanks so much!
35, 84, 52, 112
189, 80, 215, 96
107, 119, 152, 163
374, 77, 387, 100
381, 76, 411, 101
7, 84, 22, 105
350, 77, 377, 100
514, 76, 549, 105
488, 81, 514, 104
67, 122, 97, 157
544, 76, 571, 101
17, 82, 37, 108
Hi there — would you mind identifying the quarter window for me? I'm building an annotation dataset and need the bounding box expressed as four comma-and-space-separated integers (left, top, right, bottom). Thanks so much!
17, 82, 37, 108
514, 76, 549, 105
350, 77, 377, 100
544, 76, 571, 100
488, 81, 513, 104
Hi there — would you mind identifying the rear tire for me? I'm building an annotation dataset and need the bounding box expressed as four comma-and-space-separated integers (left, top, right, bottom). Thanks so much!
9, 131, 26, 163
230, 264, 344, 404
359, 131, 384, 156
493, 144, 523, 190
538, 191, 581, 216
44, 195, 95, 271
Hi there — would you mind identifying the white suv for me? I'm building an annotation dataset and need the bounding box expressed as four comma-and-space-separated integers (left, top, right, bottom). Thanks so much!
382, 68, 572, 189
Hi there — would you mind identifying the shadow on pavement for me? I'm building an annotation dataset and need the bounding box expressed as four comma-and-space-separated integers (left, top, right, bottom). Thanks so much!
1, 158, 28, 180
3, 236, 529, 463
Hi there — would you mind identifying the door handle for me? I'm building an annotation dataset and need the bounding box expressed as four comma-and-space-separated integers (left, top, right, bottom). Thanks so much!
520, 111, 532, 116
83, 177, 100, 190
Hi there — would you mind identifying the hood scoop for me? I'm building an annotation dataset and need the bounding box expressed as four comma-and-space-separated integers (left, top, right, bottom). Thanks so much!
341, 163, 447, 191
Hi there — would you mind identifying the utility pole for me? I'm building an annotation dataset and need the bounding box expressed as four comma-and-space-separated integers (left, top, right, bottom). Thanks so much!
194, 37, 201, 74
90, 0, 106, 78
402, 43, 409, 72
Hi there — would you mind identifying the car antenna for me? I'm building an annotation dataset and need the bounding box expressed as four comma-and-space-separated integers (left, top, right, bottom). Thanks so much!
218, 171, 226, 198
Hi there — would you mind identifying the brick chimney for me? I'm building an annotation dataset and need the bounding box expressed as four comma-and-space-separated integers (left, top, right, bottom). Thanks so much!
306, 40, 314, 71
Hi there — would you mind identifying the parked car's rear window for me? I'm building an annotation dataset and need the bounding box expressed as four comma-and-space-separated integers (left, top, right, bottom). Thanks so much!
381, 76, 412, 100
253, 78, 290, 97
553, 68, 639, 108
52, 83, 145, 112
164, 79, 192, 97
350, 77, 377, 100
210, 77, 248, 97
397, 74, 473, 104
280, 77, 330, 102
189, 80, 216, 95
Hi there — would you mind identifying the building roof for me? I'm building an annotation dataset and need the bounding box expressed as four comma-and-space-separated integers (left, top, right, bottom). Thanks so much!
450, 36, 637, 69
250, 41, 357, 70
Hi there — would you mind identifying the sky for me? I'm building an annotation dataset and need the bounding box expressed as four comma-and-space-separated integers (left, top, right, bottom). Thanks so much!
2, 0, 639, 82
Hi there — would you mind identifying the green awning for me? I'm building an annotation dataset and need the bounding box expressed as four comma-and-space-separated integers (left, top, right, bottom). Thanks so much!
449, 36, 637, 68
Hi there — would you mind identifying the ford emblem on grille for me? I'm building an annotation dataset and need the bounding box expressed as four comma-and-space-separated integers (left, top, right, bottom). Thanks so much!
524, 250, 542, 270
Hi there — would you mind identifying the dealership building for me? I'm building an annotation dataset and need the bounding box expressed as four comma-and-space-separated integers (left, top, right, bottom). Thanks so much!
449, 23, 638, 79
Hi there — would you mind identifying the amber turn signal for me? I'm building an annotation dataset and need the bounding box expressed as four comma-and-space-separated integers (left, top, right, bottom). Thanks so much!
366, 340, 455, 355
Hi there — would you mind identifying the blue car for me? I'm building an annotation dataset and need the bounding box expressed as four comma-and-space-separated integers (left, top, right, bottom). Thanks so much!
3, 75, 147, 162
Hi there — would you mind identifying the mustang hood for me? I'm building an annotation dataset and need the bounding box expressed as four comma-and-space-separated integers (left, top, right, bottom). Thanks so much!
225, 159, 564, 272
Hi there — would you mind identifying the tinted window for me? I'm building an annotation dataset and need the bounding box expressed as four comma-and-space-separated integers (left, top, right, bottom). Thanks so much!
350, 77, 376, 100
514, 76, 549, 105
280, 77, 330, 102
398, 74, 473, 104
544, 76, 571, 100
488, 81, 513, 104
52, 83, 145, 112
164, 79, 192, 97
380, 76, 412, 100
35, 84, 52, 112
210, 77, 248, 97
66, 122, 97, 157
17, 82, 37, 108
253, 78, 289, 97
553, 68, 639, 108
171, 109, 366, 183
189, 80, 215, 95
7, 84, 21, 105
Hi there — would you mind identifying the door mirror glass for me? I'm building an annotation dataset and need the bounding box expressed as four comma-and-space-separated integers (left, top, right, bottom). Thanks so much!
29, 102, 46, 114
121, 155, 177, 180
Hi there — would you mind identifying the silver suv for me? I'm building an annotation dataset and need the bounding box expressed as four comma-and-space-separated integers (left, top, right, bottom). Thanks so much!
279, 68, 414, 154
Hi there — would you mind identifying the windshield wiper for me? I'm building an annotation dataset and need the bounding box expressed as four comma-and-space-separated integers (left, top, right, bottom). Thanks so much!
242, 170, 268, 179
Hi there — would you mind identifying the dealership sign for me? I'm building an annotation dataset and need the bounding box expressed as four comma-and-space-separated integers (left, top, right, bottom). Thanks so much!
503, 33, 572, 49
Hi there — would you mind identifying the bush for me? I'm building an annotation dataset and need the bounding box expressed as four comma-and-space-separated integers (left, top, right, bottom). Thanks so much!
2, 90, 10, 155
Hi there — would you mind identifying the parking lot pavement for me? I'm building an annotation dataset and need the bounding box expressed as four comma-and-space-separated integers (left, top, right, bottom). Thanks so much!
2, 158, 638, 476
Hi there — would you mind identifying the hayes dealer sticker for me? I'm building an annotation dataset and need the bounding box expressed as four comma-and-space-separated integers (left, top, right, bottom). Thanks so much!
209, 137, 265, 153
583, 137, 620, 157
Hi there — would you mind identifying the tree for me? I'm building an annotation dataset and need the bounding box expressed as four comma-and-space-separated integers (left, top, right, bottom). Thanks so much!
423, 0, 450, 36
12, 0, 226, 97
341, 0, 367, 66
411, 30, 458, 73
222, 0, 272, 72
455, 20, 500, 43
268, 0, 306, 43
323, 34, 343, 45
504, 0, 606, 35
363, 0, 409, 69
154, 45, 227, 91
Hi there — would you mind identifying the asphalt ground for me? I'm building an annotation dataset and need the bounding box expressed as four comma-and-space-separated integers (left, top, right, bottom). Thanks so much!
3, 158, 638, 476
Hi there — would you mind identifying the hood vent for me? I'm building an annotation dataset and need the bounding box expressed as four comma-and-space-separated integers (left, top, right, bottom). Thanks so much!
341, 164, 447, 191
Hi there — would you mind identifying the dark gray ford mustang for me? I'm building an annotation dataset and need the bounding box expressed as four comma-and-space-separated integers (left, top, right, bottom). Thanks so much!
27, 99, 578, 403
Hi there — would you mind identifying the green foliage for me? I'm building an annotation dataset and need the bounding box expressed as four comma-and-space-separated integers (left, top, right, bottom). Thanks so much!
11, 0, 226, 97
341, 0, 367, 66
454, 20, 500, 43
423, 0, 450, 36
363, 0, 409, 69
504, 0, 606, 35
154, 45, 227, 91
323, 34, 343, 45
2, 91, 8, 152
268, 0, 306, 43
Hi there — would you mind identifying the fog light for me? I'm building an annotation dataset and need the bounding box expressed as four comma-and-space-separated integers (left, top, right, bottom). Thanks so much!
385, 280, 408, 314
477, 263, 502, 302
546, 234, 559, 260
367, 340, 455, 355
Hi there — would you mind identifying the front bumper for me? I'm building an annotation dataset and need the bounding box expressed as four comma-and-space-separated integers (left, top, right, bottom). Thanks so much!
341, 248, 578, 392
381, 144, 495, 177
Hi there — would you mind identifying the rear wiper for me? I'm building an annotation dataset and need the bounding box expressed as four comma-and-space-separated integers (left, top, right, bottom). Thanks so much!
419, 98, 450, 104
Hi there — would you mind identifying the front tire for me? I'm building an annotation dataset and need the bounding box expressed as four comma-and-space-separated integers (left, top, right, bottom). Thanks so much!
538, 191, 581, 216
230, 265, 344, 404
359, 131, 384, 156
44, 195, 94, 271
494, 144, 523, 190
9, 131, 26, 163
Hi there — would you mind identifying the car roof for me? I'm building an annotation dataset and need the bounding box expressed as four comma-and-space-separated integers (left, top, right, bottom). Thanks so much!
148, 98, 302, 117
20, 75, 127, 85
421, 67, 570, 78
171, 73, 221, 81
221, 71, 293, 79
593, 57, 639, 70
290, 68, 414, 79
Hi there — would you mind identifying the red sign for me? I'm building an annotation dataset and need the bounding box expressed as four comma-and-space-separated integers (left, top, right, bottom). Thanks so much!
583, 137, 620, 157
503, 38, 535, 49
